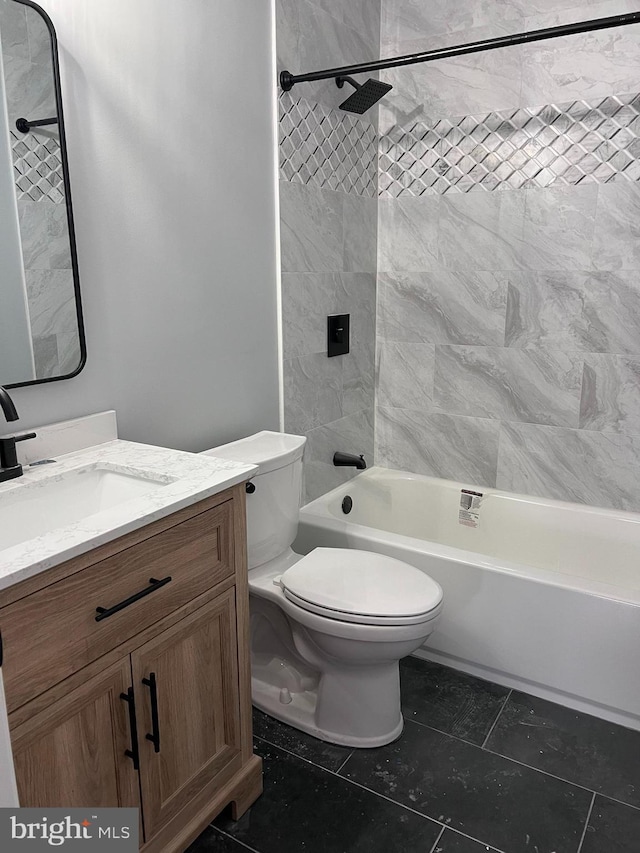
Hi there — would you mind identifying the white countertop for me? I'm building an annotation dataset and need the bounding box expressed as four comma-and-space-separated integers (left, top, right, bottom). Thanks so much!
0, 438, 256, 592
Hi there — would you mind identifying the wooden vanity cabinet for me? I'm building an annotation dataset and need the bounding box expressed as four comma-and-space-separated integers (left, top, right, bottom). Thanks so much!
10, 658, 141, 812
132, 591, 242, 841
0, 483, 262, 853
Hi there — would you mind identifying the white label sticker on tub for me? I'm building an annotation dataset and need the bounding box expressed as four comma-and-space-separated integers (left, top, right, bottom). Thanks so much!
459, 489, 483, 528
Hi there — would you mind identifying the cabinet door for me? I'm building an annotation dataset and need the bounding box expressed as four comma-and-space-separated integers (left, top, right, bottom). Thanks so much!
10, 658, 141, 811
132, 590, 242, 839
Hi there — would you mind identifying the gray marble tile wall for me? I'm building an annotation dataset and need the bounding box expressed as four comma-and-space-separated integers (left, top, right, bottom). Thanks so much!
379, 0, 640, 132
277, 0, 381, 111
376, 0, 640, 511
281, 181, 377, 503
0, 1, 80, 379
277, 0, 380, 502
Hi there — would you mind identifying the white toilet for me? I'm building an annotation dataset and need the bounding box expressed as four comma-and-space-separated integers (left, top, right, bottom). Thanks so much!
203, 431, 443, 748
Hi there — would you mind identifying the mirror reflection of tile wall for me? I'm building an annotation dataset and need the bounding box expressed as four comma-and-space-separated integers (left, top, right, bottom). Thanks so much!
0, 0, 81, 380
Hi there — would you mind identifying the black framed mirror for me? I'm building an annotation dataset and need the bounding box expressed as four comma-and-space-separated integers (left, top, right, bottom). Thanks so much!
0, 0, 85, 388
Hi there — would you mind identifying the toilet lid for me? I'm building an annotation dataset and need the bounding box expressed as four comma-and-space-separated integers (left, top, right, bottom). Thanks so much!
279, 548, 443, 625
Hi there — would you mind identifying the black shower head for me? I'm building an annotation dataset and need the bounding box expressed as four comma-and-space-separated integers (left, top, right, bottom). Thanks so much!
336, 76, 393, 114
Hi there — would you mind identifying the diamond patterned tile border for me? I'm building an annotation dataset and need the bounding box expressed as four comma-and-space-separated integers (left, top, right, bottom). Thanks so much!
279, 92, 377, 197
379, 92, 640, 197
11, 130, 65, 202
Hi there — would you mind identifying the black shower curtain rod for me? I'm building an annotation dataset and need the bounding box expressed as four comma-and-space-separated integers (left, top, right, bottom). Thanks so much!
280, 10, 640, 92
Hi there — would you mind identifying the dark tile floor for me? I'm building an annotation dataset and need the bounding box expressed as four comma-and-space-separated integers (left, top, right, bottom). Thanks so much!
188, 656, 640, 853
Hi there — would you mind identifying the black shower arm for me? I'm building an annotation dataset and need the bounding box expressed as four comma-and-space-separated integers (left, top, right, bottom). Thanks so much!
280, 9, 640, 91
15, 116, 58, 134
336, 76, 360, 91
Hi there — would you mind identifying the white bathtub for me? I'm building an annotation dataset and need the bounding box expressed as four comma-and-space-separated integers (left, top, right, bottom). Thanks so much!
295, 467, 640, 730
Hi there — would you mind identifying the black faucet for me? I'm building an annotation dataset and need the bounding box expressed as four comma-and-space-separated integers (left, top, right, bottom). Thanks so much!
0, 386, 36, 483
333, 451, 367, 470
0, 386, 18, 422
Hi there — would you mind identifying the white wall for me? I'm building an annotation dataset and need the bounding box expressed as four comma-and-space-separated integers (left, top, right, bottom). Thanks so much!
7, 0, 280, 450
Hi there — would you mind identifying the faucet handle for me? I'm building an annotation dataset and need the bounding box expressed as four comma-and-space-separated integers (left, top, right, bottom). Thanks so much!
0, 431, 36, 472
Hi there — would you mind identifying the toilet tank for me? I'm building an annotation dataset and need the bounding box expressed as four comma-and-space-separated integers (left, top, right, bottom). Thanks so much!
201, 431, 306, 570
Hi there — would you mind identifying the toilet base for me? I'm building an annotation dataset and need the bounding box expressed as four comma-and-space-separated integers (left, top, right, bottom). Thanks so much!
248, 578, 434, 748
251, 669, 405, 749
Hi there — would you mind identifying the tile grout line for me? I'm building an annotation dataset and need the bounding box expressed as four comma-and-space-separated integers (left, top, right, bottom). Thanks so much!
334, 751, 354, 775
576, 792, 597, 853
253, 734, 508, 853
483, 736, 640, 813
445, 828, 507, 853
481, 743, 599, 795
338, 772, 510, 853
481, 688, 512, 749
253, 733, 351, 775
403, 717, 621, 802
427, 826, 446, 853
256, 720, 594, 801
209, 826, 262, 853
254, 734, 443, 822
426, 825, 508, 853
406, 716, 496, 748
406, 715, 588, 786
596, 792, 640, 813
257, 720, 640, 815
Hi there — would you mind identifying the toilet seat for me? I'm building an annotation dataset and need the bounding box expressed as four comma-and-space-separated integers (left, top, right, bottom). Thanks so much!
279, 547, 443, 627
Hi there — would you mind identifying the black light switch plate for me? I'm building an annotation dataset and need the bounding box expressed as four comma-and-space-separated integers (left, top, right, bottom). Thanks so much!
327, 314, 350, 357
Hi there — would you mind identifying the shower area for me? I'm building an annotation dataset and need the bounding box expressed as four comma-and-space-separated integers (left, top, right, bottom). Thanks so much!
278, 0, 640, 513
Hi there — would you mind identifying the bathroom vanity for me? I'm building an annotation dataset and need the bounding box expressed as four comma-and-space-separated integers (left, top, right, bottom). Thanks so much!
0, 413, 262, 852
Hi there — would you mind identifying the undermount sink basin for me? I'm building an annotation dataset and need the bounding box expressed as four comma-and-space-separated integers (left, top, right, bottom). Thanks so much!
0, 465, 170, 551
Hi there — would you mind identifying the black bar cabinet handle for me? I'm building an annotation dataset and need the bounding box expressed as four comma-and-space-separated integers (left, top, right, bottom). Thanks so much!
120, 687, 140, 770
142, 672, 161, 753
95, 576, 172, 622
